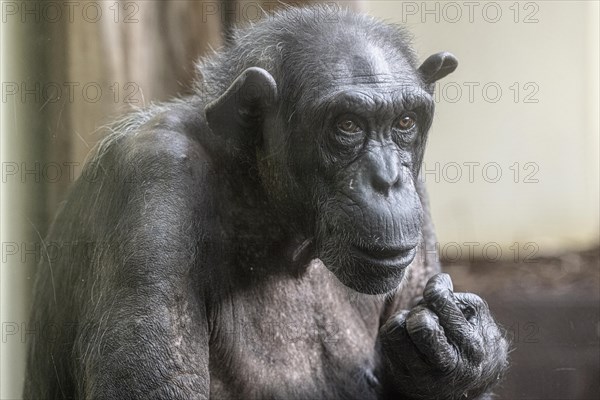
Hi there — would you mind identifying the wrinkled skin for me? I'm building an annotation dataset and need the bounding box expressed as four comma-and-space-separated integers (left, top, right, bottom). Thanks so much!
23, 6, 508, 400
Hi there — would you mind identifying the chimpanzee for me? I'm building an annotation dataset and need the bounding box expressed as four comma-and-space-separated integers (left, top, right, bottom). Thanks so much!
24, 5, 508, 400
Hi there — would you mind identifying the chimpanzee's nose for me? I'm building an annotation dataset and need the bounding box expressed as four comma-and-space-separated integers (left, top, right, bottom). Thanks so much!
366, 146, 402, 197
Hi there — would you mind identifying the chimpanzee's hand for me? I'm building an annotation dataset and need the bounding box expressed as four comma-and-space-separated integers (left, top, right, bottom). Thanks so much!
379, 273, 509, 400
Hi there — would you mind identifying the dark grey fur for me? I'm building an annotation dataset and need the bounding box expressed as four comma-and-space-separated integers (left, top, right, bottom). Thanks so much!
24, 5, 508, 399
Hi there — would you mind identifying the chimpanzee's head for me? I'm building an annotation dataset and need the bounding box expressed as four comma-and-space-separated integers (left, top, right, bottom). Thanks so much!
205, 7, 457, 294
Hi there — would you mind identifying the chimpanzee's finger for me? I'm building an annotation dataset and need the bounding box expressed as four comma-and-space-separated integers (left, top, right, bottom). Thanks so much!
405, 305, 459, 372
380, 310, 410, 339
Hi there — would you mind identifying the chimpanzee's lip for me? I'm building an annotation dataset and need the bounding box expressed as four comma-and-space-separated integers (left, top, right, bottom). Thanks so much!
350, 244, 417, 268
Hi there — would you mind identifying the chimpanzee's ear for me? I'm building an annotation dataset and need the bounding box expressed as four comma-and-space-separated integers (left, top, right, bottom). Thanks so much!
205, 67, 278, 141
418, 52, 458, 85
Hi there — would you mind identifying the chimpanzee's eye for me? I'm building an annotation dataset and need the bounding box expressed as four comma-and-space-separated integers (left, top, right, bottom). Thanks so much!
395, 115, 416, 131
337, 119, 363, 135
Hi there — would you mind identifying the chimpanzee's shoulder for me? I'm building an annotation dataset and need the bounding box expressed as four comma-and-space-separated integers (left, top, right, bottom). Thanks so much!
90, 98, 215, 182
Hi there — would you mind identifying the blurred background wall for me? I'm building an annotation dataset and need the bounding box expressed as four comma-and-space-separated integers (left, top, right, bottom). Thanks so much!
2, 0, 598, 398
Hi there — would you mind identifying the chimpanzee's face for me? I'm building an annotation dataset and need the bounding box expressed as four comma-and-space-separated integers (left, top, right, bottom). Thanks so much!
265, 48, 435, 294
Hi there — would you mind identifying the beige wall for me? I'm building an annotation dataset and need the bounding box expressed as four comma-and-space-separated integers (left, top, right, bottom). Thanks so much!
365, 0, 599, 257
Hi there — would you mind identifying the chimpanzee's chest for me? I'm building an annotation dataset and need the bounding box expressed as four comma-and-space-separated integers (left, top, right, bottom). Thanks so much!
208, 261, 384, 399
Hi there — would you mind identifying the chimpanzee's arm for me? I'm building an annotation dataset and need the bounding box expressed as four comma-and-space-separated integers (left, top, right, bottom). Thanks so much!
80, 128, 212, 398
24, 123, 212, 399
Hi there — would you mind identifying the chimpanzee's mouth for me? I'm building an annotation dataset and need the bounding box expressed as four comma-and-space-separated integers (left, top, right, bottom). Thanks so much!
350, 243, 417, 268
